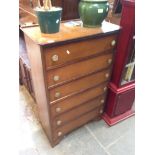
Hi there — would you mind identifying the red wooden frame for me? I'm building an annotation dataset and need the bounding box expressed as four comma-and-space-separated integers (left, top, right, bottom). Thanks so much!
102, 0, 135, 126
111, 0, 135, 87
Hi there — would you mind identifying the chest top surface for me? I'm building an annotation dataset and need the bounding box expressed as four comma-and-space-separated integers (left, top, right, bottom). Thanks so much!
21, 20, 120, 46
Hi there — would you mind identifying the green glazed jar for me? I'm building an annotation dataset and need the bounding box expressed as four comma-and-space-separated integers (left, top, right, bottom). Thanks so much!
79, 0, 109, 27
34, 7, 62, 34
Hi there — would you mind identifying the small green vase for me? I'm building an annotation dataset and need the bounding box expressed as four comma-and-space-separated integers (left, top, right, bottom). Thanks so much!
79, 0, 109, 28
34, 7, 62, 34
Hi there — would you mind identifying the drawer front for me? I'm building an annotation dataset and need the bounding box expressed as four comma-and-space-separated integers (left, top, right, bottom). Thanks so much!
44, 34, 117, 69
52, 96, 105, 128
49, 70, 110, 101
47, 53, 113, 88
50, 83, 107, 117
53, 106, 102, 141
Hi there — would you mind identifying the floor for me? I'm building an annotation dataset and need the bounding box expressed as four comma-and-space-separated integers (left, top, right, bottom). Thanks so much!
19, 86, 135, 155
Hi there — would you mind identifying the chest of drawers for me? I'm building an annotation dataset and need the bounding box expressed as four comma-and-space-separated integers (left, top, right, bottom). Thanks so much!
22, 20, 120, 147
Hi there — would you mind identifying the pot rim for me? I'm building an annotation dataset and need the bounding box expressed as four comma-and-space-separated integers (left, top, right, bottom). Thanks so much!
34, 7, 62, 12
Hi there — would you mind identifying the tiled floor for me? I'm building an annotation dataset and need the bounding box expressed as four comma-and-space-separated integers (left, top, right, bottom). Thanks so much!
19, 86, 135, 155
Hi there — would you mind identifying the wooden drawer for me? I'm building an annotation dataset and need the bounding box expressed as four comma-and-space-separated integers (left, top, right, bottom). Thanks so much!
50, 83, 107, 117
44, 34, 117, 69
47, 53, 113, 88
53, 106, 102, 141
49, 70, 110, 101
52, 96, 105, 128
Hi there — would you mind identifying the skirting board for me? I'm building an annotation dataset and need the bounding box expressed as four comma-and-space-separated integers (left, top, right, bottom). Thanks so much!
102, 110, 135, 126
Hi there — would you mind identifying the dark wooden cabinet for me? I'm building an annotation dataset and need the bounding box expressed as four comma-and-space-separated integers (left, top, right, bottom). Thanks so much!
19, 31, 35, 99
53, 0, 80, 20
21, 21, 120, 147
19, 58, 35, 99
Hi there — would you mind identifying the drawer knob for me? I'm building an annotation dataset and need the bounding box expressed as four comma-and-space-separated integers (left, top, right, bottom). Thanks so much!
101, 99, 105, 103
108, 59, 112, 64
58, 131, 62, 137
66, 50, 70, 54
56, 107, 61, 112
57, 120, 62, 126
105, 73, 109, 78
104, 87, 107, 92
53, 75, 60, 81
111, 40, 116, 46
99, 109, 103, 114
55, 92, 61, 98
52, 55, 59, 62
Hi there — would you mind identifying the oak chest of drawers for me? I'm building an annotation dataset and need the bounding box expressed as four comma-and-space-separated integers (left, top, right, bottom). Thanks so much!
21, 20, 120, 147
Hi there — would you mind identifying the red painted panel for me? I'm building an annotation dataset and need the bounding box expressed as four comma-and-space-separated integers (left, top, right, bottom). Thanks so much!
114, 89, 135, 116
104, 85, 135, 117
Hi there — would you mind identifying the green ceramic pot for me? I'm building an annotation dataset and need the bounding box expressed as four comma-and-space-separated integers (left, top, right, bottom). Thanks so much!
34, 7, 62, 34
79, 0, 109, 27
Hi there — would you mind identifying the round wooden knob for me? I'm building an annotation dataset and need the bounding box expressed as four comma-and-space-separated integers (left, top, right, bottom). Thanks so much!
53, 75, 60, 81
58, 131, 62, 137
52, 55, 59, 62
55, 92, 61, 98
57, 120, 62, 126
105, 73, 109, 78
104, 87, 107, 92
108, 59, 112, 64
100, 99, 105, 103
99, 109, 103, 114
111, 40, 116, 46
56, 107, 61, 112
